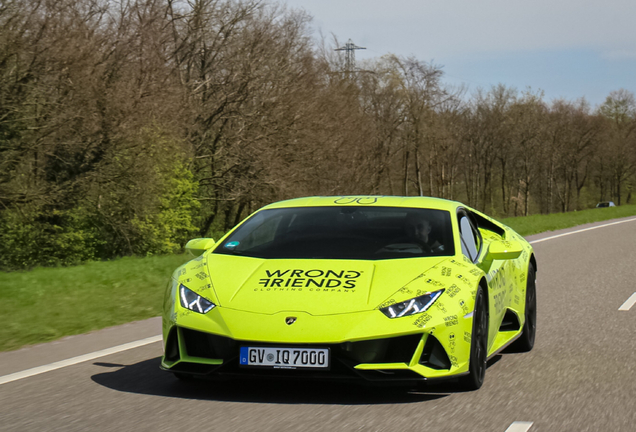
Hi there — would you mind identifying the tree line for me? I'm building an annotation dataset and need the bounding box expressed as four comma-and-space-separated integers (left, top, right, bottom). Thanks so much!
1, 0, 635, 269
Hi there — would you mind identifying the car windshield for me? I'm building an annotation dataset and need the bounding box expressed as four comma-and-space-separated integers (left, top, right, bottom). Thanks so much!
213, 206, 455, 260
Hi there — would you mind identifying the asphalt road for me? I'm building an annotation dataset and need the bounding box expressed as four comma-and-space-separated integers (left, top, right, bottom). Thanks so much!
1, 216, 636, 432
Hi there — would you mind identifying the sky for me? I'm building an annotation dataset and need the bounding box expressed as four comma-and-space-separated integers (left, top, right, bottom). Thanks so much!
281, 0, 636, 107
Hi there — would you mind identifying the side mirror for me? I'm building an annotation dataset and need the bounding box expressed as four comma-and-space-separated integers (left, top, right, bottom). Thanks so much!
185, 238, 216, 257
488, 240, 522, 260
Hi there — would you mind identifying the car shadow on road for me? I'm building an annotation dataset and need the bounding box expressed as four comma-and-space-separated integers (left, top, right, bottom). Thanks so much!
422, 354, 503, 394
91, 357, 451, 405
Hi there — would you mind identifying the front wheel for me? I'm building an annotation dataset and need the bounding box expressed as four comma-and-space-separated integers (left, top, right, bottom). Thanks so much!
461, 285, 488, 390
510, 264, 536, 352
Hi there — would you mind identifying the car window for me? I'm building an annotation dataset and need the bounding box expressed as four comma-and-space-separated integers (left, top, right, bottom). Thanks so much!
214, 206, 455, 260
470, 214, 482, 254
231, 212, 285, 250
459, 215, 479, 262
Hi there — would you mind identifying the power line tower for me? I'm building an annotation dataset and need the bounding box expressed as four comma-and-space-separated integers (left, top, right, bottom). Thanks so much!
335, 39, 366, 72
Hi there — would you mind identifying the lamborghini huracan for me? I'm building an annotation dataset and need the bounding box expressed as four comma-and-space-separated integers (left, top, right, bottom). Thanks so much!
161, 196, 536, 390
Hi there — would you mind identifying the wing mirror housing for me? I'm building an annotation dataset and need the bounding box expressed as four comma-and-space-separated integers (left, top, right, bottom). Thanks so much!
487, 240, 523, 260
185, 238, 216, 257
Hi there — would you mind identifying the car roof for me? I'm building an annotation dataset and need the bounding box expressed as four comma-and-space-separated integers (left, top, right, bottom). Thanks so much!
261, 196, 461, 212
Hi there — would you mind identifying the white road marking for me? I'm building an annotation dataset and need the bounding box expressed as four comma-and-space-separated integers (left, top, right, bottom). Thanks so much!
528, 217, 636, 244
619, 292, 636, 311
0, 335, 162, 386
505, 421, 534, 432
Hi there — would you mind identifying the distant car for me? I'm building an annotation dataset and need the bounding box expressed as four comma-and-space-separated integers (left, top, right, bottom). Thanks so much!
161, 196, 537, 390
596, 202, 616, 208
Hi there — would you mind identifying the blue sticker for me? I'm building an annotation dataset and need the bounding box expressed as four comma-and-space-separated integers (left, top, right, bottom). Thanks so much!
225, 241, 240, 249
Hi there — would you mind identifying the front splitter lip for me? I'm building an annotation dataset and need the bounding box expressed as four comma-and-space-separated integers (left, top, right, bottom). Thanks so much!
161, 358, 470, 386
161, 366, 468, 387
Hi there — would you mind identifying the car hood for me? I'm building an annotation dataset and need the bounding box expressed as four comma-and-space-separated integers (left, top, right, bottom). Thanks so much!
206, 254, 448, 315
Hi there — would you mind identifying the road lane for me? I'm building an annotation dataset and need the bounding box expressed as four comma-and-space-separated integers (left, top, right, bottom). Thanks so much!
1, 217, 636, 431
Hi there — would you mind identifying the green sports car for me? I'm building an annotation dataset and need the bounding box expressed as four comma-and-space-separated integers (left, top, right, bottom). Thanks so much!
161, 196, 536, 389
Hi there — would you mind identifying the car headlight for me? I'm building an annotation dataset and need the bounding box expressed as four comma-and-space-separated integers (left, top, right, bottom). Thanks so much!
179, 284, 216, 314
380, 289, 444, 318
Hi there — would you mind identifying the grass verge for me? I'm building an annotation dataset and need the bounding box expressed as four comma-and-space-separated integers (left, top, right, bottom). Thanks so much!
0, 254, 189, 352
2, 204, 636, 352
500, 204, 636, 236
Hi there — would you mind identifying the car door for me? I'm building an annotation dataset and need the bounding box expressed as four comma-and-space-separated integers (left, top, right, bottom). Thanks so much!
457, 209, 508, 351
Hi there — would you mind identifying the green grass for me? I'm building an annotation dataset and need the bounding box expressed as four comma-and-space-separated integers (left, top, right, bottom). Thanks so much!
0, 254, 189, 352
500, 204, 636, 236
2, 204, 636, 352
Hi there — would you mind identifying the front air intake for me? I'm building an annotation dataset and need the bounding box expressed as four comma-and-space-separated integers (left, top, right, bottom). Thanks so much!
419, 334, 451, 370
164, 328, 180, 362
180, 328, 237, 359
339, 334, 423, 364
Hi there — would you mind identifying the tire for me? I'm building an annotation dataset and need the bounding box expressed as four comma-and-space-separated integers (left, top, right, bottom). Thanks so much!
461, 285, 488, 391
510, 264, 537, 352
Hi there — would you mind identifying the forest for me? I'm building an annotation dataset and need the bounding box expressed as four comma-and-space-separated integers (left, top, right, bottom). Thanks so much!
1, 0, 635, 269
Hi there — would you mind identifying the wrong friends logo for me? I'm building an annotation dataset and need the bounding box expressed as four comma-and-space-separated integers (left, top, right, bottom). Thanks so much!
257, 269, 362, 289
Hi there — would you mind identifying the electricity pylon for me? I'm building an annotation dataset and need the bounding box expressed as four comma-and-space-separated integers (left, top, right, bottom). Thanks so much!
335, 39, 366, 72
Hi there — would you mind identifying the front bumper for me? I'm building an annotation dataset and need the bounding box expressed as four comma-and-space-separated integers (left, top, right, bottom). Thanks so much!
161, 307, 472, 383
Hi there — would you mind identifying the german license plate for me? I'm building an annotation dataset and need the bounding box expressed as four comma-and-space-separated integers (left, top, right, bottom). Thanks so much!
239, 347, 330, 369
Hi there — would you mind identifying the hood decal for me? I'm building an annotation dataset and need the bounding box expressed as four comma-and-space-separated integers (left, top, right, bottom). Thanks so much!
258, 268, 363, 289
207, 256, 448, 315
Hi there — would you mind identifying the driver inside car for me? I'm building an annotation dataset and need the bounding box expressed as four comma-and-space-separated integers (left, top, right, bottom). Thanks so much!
404, 213, 443, 253
375, 213, 444, 255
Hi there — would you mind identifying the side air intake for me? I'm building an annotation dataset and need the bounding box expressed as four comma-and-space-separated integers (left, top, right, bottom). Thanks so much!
499, 309, 521, 332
